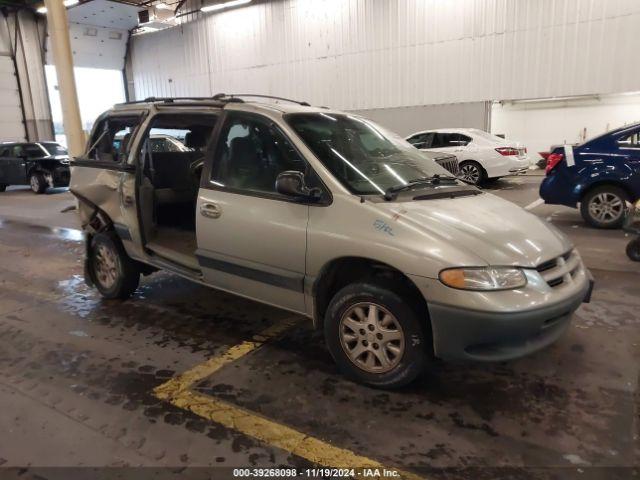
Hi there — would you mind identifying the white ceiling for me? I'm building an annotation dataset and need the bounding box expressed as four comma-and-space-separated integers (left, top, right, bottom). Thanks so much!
67, 0, 141, 31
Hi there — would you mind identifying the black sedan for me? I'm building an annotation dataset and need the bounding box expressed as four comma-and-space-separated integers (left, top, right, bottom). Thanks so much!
0, 142, 71, 194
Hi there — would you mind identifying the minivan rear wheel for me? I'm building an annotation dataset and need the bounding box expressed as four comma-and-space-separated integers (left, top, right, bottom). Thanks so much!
580, 185, 628, 229
0, 185, 6, 192
89, 231, 140, 299
324, 281, 427, 388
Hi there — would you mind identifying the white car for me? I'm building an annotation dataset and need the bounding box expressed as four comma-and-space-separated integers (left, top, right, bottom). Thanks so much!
405, 128, 530, 185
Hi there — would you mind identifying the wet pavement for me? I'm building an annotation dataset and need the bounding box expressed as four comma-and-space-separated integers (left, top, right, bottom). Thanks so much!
0, 179, 638, 479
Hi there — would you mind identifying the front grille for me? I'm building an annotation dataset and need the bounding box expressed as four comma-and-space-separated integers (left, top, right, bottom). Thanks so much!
536, 250, 581, 288
53, 167, 70, 185
435, 156, 460, 176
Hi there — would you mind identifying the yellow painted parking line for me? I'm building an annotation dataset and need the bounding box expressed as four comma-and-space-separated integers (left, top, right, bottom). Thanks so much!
154, 318, 425, 480
154, 317, 300, 400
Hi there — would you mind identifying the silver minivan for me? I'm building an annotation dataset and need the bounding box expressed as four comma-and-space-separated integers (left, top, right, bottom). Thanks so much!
71, 95, 593, 388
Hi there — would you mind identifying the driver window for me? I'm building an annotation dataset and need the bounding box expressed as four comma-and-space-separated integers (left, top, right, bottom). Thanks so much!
12, 145, 23, 157
212, 114, 308, 195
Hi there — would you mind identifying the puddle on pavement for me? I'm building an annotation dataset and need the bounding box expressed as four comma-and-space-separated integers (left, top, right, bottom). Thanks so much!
0, 217, 83, 242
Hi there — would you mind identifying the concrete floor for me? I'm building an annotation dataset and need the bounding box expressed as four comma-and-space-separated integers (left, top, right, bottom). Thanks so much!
0, 178, 638, 479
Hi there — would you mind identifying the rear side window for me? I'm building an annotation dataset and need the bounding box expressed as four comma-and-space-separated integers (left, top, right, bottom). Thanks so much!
407, 133, 433, 149
88, 116, 141, 163
617, 130, 640, 149
450, 134, 471, 146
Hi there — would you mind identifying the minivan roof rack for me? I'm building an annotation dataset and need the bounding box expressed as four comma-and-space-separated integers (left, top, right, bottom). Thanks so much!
115, 94, 311, 107
212, 93, 310, 106
116, 96, 236, 106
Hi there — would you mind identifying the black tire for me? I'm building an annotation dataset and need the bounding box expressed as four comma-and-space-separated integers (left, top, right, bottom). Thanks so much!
626, 238, 640, 262
580, 185, 629, 229
89, 231, 140, 299
324, 281, 429, 389
459, 160, 486, 186
0, 185, 6, 192
29, 172, 47, 194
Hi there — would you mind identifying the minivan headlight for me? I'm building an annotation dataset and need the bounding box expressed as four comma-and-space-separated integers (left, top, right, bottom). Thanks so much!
439, 267, 527, 291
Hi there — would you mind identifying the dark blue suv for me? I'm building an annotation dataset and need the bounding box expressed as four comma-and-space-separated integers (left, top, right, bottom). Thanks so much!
540, 123, 640, 228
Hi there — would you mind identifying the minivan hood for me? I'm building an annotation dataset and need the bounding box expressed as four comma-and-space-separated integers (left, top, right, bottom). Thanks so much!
378, 191, 571, 267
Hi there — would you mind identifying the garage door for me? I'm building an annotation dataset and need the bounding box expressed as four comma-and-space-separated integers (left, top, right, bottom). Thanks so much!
0, 54, 25, 141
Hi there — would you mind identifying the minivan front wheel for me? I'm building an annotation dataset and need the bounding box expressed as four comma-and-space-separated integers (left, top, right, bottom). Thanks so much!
89, 232, 140, 299
581, 185, 628, 229
324, 282, 427, 388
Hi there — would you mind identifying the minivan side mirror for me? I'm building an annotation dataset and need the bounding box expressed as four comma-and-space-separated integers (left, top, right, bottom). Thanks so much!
275, 171, 321, 200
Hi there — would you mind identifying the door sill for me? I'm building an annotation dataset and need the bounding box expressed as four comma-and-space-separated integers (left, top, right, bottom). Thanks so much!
146, 251, 203, 280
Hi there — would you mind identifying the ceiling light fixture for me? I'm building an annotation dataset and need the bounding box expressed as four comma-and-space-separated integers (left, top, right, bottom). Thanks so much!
201, 0, 252, 13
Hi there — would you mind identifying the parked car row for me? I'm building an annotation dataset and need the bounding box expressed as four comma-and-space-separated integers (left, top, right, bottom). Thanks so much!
68, 96, 593, 388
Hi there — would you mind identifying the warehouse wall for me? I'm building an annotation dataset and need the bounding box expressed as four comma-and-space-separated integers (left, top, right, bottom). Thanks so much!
0, 10, 53, 142
0, 14, 25, 141
131, 0, 640, 115
491, 93, 640, 160
353, 102, 490, 136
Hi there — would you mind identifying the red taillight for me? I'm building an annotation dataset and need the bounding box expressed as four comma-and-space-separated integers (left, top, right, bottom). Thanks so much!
495, 147, 519, 156
545, 153, 564, 174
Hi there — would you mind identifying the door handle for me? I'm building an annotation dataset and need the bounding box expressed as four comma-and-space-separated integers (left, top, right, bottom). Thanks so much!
200, 202, 222, 219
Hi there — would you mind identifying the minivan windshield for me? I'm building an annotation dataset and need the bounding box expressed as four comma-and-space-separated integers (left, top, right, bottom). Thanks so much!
285, 113, 453, 195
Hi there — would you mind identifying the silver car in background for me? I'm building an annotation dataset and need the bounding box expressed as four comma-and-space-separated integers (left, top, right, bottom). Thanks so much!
70, 95, 593, 388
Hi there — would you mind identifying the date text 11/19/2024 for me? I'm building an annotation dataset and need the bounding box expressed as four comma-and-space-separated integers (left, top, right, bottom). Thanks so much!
233, 468, 403, 477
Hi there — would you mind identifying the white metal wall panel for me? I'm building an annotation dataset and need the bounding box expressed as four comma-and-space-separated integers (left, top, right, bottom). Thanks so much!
131, 0, 640, 109
0, 55, 24, 141
0, 15, 25, 142
46, 22, 129, 70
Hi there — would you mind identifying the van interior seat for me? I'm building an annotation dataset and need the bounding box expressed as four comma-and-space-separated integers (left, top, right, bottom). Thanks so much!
151, 151, 200, 205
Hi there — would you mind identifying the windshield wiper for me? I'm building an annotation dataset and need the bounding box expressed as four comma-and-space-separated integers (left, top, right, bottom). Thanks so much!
384, 174, 458, 201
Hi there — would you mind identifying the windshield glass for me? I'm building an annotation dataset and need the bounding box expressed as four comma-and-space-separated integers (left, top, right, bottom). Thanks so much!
39, 142, 68, 156
285, 113, 452, 195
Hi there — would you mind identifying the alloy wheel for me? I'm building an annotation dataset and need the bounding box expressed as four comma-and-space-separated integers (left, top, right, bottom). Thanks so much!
30, 175, 40, 193
94, 244, 118, 289
588, 192, 624, 224
339, 302, 405, 373
460, 163, 480, 184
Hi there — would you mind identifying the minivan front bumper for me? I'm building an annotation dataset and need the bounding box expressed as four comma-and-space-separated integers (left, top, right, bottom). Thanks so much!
409, 266, 593, 362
